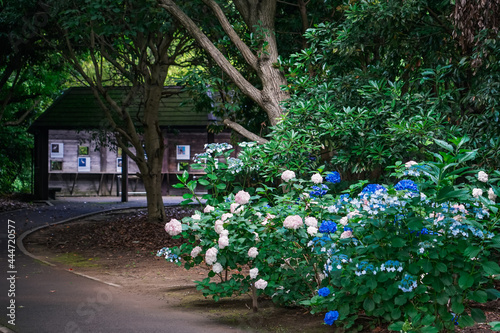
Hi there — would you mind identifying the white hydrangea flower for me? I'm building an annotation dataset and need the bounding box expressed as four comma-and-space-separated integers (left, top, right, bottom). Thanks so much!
488, 188, 497, 201
304, 216, 318, 228
249, 268, 259, 279
281, 170, 296, 182
248, 247, 259, 258
203, 205, 215, 213
472, 188, 483, 198
212, 262, 223, 274
218, 236, 229, 249
254, 279, 268, 290
190, 246, 202, 258
205, 247, 218, 265
164, 219, 183, 236
477, 171, 488, 183
307, 226, 318, 236
311, 173, 323, 184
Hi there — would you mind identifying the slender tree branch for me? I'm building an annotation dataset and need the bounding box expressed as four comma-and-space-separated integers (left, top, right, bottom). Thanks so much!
223, 119, 268, 144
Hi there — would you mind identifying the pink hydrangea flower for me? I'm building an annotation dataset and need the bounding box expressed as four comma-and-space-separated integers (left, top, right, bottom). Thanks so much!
340, 230, 353, 239
214, 220, 224, 234
218, 236, 229, 249
405, 161, 418, 168
205, 247, 218, 265
311, 173, 323, 184
305, 217, 318, 228
235, 190, 251, 205
191, 214, 201, 220
204, 205, 215, 213
254, 279, 268, 290
249, 268, 259, 279
339, 216, 348, 226
212, 262, 223, 274
283, 215, 303, 229
221, 213, 233, 221
164, 219, 183, 236
248, 247, 259, 258
281, 170, 296, 182
230, 203, 243, 214
190, 246, 202, 258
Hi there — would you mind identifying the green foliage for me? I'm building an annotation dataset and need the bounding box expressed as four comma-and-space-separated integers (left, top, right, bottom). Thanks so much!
278, 0, 500, 178
160, 139, 500, 331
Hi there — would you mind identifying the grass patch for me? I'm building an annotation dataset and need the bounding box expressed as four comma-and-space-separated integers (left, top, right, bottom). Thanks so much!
52, 252, 100, 267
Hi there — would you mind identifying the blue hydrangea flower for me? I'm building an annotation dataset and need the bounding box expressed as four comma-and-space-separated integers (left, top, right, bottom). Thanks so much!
319, 220, 337, 233
343, 226, 352, 232
398, 274, 417, 292
318, 287, 330, 297
325, 171, 341, 184
310, 184, 329, 197
394, 179, 418, 192
360, 184, 387, 195
324, 310, 339, 325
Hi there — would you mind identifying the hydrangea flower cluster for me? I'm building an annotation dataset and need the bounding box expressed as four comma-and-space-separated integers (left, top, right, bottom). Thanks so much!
319, 220, 337, 233
324, 310, 339, 325
394, 179, 418, 192
325, 171, 341, 184
157, 247, 180, 263
398, 274, 418, 292
380, 260, 403, 272
355, 261, 377, 276
318, 287, 331, 297
360, 184, 388, 196
324, 254, 351, 273
310, 184, 329, 197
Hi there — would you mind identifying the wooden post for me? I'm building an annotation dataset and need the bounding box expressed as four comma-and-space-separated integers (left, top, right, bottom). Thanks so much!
33, 128, 49, 200
121, 151, 128, 202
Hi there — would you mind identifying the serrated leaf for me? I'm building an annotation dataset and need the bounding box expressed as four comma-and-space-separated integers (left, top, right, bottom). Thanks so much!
452, 301, 465, 314
363, 297, 375, 312
464, 246, 481, 259
489, 321, 500, 330
486, 288, 500, 300
391, 237, 405, 247
458, 314, 475, 327
470, 308, 486, 323
420, 326, 439, 333
471, 290, 488, 303
482, 261, 500, 276
387, 321, 404, 331
458, 274, 474, 289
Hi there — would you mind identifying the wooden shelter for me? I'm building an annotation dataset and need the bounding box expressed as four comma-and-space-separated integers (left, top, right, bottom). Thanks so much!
28, 86, 230, 199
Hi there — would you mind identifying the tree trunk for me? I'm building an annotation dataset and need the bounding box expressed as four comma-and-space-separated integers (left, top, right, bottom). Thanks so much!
158, 0, 289, 140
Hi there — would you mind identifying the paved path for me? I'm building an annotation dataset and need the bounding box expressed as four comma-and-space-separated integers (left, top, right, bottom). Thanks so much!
0, 197, 245, 333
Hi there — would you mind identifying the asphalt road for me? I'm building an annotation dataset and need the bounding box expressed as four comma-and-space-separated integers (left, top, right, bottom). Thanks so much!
0, 197, 245, 333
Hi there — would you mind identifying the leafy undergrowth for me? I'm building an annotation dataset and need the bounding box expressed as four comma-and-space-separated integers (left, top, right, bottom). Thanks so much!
22, 205, 500, 332
0, 193, 35, 212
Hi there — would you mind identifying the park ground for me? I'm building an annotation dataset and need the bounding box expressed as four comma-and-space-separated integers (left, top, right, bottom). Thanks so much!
3, 196, 500, 332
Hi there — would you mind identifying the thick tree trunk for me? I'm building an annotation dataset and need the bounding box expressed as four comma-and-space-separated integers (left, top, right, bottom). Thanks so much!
141, 169, 166, 223
158, 0, 289, 139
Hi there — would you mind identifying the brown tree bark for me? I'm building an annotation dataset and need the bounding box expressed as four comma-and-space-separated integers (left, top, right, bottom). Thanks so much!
158, 0, 289, 141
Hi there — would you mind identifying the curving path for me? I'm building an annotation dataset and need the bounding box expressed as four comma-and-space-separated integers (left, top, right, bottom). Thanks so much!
0, 197, 243, 333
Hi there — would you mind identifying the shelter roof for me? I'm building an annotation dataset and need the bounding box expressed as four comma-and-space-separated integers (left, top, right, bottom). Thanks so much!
28, 86, 210, 133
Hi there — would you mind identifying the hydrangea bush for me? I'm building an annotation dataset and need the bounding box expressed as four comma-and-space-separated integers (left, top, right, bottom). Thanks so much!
159, 142, 500, 331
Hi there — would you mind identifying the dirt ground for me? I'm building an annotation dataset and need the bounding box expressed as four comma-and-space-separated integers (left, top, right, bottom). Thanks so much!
20, 205, 500, 333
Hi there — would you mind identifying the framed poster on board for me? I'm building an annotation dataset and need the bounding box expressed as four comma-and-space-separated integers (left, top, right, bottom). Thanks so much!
50, 143, 64, 158
177, 162, 190, 172
176, 145, 190, 160
78, 157, 90, 172
116, 158, 122, 173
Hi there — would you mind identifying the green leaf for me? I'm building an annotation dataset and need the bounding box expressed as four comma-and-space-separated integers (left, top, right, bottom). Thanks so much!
198, 179, 210, 186
482, 261, 500, 276
458, 314, 475, 327
470, 308, 486, 323
471, 290, 488, 303
486, 288, 500, 300
182, 193, 193, 199
394, 295, 407, 305
172, 183, 185, 189
420, 326, 439, 333
421, 314, 436, 326
387, 321, 404, 331
433, 138, 454, 152
458, 274, 474, 289
363, 297, 375, 312
435, 262, 447, 273
489, 322, 500, 331
452, 301, 465, 314
490, 235, 500, 248
464, 246, 481, 259
391, 237, 405, 247
216, 183, 227, 190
